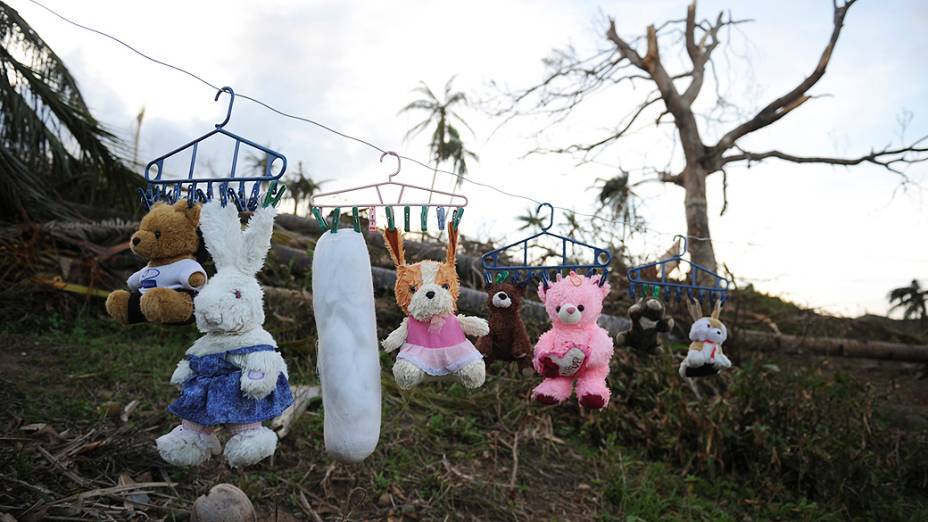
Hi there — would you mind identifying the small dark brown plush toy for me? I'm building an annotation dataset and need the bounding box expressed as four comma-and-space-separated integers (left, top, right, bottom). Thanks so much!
105, 200, 207, 325
477, 282, 532, 370
615, 298, 674, 356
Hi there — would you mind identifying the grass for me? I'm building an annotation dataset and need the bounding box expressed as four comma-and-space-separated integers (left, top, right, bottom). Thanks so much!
1, 307, 926, 520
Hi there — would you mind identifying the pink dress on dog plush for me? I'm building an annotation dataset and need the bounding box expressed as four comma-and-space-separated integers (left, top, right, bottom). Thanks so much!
397, 314, 484, 376
532, 272, 614, 409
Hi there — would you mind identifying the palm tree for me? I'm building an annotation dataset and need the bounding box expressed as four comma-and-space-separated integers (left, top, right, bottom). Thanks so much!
399, 77, 478, 201
888, 279, 928, 327
516, 205, 545, 231
596, 170, 645, 241
285, 162, 325, 215
0, 3, 141, 222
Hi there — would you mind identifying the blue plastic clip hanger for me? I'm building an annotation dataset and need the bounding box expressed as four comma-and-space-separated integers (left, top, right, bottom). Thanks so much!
138, 86, 288, 210
481, 203, 612, 288
625, 235, 731, 303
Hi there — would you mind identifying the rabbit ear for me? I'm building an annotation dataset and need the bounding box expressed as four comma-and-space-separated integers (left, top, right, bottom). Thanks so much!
711, 299, 722, 320
239, 205, 277, 274
200, 198, 242, 270
685, 296, 704, 322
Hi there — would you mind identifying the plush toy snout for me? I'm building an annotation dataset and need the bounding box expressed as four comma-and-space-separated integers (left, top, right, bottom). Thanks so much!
557, 302, 583, 324
491, 291, 512, 309
129, 229, 157, 257
408, 280, 454, 321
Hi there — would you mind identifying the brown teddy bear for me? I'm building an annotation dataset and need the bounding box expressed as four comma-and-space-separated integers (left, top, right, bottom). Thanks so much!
105, 200, 207, 325
476, 282, 532, 371
615, 298, 674, 356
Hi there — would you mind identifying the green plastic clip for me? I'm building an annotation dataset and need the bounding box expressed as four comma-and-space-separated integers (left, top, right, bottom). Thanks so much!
652, 285, 660, 299
311, 207, 328, 229
403, 206, 411, 232
331, 208, 341, 233
452, 207, 464, 230
385, 207, 396, 231
420, 206, 428, 232
352, 207, 361, 232
262, 181, 287, 208
494, 271, 509, 284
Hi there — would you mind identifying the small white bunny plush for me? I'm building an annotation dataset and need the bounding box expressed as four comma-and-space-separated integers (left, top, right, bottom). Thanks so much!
679, 298, 733, 379
156, 198, 292, 468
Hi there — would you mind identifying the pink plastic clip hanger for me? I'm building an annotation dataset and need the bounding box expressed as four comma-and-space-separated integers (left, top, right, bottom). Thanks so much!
309, 151, 469, 210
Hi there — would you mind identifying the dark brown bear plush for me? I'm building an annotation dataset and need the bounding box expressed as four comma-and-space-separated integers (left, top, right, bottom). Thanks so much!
477, 282, 532, 371
615, 298, 674, 356
105, 200, 207, 325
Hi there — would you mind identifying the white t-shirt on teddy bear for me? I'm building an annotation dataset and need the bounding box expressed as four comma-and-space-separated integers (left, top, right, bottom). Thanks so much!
127, 258, 206, 294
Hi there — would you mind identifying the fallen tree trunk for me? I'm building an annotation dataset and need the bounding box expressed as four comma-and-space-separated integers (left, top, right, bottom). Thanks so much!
275, 213, 488, 284
268, 243, 631, 336
736, 329, 928, 363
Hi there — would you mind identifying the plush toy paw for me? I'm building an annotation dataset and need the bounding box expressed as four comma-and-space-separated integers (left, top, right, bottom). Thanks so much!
531, 378, 572, 405
684, 349, 708, 368
579, 392, 607, 409
156, 424, 221, 467
105, 290, 130, 324
392, 359, 425, 390
539, 348, 586, 377
224, 426, 278, 468
239, 369, 278, 400
170, 360, 193, 389
457, 315, 489, 337
140, 288, 193, 324
455, 359, 486, 389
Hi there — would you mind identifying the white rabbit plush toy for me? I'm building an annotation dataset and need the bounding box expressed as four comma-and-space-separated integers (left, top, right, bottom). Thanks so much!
156, 198, 292, 468
679, 298, 733, 379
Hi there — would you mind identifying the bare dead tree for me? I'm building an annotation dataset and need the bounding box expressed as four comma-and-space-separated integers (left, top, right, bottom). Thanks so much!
495, 0, 927, 273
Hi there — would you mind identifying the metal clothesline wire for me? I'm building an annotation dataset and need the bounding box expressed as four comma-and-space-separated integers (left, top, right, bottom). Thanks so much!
25, 0, 761, 248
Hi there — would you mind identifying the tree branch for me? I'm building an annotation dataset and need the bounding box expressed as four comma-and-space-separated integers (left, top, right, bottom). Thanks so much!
720, 136, 928, 178
711, 0, 858, 155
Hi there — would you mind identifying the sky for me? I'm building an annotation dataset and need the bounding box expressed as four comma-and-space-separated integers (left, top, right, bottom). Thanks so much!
10, 0, 928, 317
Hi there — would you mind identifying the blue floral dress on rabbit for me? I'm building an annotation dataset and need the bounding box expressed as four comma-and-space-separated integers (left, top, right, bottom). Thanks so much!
168, 345, 293, 426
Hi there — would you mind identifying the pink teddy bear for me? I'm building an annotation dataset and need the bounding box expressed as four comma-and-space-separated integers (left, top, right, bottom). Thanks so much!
531, 271, 614, 409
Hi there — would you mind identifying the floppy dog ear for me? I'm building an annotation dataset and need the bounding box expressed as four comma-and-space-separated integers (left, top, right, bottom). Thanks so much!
382, 228, 405, 267
445, 221, 458, 269
711, 299, 722, 321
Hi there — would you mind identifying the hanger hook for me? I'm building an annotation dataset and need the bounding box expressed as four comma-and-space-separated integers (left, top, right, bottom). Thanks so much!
673, 234, 688, 257
537, 202, 554, 231
214, 86, 235, 129
380, 151, 401, 180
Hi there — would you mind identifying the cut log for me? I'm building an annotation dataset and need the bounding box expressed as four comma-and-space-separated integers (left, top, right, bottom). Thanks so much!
268, 242, 631, 336
736, 329, 928, 363
274, 213, 488, 284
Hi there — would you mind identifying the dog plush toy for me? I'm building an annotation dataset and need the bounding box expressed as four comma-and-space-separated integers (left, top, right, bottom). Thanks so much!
679, 298, 732, 378
156, 199, 292, 468
381, 222, 489, 390
476, 279, 532, 371
105, 200, 206, 325
616, 298, 674, 356
532, 271, 614, 409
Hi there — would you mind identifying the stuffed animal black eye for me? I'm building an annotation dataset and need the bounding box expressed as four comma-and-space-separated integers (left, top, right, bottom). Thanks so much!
234, 290, 242, 299
409, 285, 417, 292
154, 230, 161, 239
578, 305, 585, 312
555, 306, 561, 312
442, 284, 450, 290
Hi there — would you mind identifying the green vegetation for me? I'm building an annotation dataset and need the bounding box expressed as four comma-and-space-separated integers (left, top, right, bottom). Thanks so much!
1, 303, 925, 520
